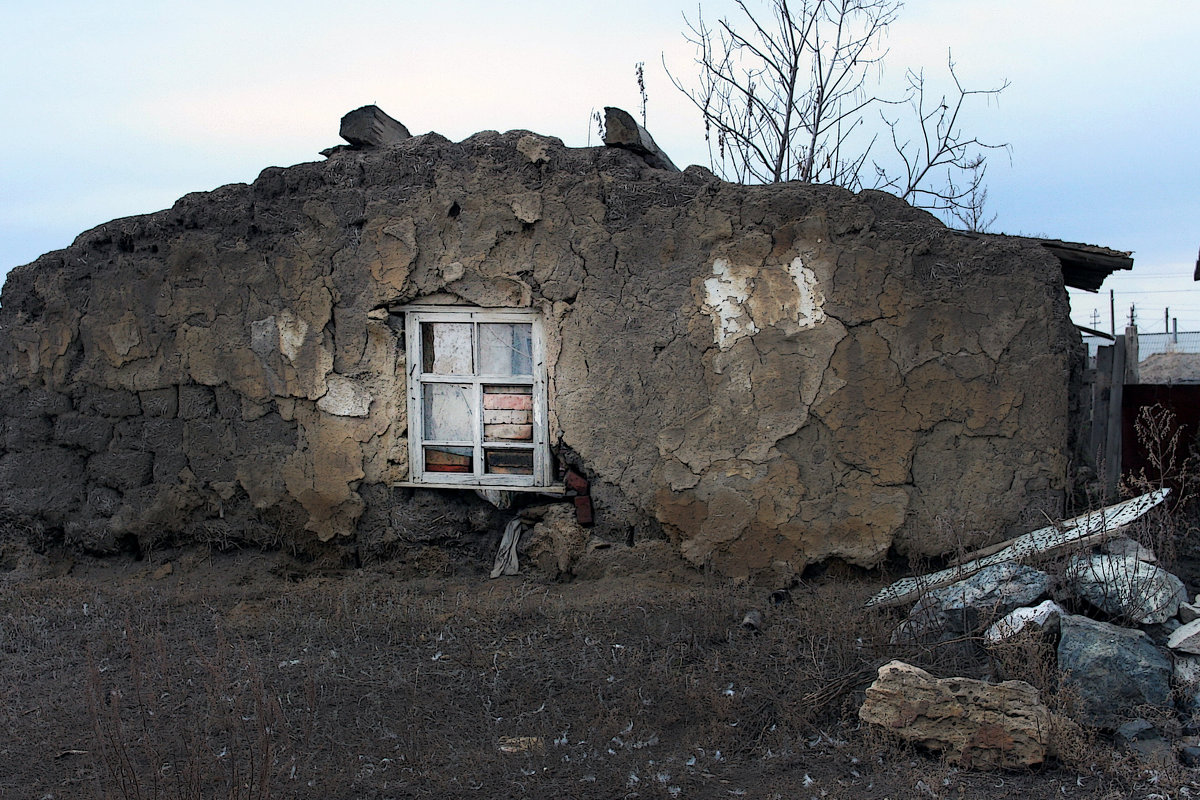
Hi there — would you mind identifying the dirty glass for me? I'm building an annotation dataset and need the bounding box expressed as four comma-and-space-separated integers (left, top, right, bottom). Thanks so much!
479, 323, 532, 376
484, 448, 534, 476
422, 383, 473, 441
421, 322, 473, 374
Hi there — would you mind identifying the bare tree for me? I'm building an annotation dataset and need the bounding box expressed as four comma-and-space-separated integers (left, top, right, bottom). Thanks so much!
669, 0, 1008, 230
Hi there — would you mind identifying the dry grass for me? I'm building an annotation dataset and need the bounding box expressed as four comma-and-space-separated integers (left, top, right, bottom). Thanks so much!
1, 540, 1197, 798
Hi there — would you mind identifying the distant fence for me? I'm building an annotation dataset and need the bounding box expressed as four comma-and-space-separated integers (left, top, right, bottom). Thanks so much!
1083, 330, 1200, 364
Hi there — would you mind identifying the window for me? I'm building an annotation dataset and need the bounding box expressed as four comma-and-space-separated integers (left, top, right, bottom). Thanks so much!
402, 307, 553, 489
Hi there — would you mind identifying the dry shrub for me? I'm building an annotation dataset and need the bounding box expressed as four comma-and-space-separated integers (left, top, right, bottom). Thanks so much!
85, 618, 293, 800
1122, 403, 1200, 571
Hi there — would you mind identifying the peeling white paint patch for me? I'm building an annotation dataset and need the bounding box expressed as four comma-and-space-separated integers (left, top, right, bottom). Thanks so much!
784, 257, 826, 330
704, 258, 758, 349
701, 257, 826, 350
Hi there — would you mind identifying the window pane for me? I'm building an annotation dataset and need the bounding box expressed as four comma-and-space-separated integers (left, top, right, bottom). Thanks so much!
424, 446, 473, 474
483, 384, 533, 442
421, 322, 473, 374
485, 448, 534, 475
479, 323, 532, 376
423, 383, 474, 441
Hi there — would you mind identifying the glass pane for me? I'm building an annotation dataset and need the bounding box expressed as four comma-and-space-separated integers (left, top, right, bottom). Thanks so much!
422, 383, 473, 441
485, 448, 534, 476
424, 446, 473, 474
479, 323, 532, 376
421, 322, 473, 375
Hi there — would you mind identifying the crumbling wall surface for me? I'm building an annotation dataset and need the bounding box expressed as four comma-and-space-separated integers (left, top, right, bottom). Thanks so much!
0, 129, 1075, 576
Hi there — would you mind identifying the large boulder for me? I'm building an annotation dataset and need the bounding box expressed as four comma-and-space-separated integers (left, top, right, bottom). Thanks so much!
1057, 613, 1172, 729
1064, 553, 1186, 625
859, 660, 1054, 770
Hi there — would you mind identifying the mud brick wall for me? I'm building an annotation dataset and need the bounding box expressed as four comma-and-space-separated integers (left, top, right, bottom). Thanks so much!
0, 130, 1079, 579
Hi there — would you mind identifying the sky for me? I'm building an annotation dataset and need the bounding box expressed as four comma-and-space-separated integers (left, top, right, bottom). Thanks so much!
1, 0, 1197, 333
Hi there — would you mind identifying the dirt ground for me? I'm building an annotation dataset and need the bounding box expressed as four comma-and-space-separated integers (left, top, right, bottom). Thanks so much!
1, 541, 1198, 800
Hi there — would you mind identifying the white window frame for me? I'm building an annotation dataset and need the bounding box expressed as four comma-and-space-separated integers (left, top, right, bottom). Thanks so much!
400, 306, 554, 490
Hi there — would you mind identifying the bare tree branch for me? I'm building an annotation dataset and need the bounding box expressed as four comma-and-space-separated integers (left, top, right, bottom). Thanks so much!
667, 1, 1009, 230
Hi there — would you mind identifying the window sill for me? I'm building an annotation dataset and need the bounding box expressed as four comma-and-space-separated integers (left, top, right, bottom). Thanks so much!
393, 481, 567, 496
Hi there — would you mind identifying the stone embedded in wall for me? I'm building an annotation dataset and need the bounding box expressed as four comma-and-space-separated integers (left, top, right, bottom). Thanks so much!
317, 375, 372, 418
602, 106, 679, 172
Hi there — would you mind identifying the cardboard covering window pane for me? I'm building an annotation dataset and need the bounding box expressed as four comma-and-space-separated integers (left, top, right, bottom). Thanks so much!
485, 448, 534, 475
483, 384, 533, 442
424, 446, 473, 473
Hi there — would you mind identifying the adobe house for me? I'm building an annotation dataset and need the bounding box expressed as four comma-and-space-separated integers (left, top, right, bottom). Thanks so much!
0, 107, 1130, 579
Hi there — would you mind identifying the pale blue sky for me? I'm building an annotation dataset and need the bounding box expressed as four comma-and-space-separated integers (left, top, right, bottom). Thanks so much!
2, 0, 1198, 331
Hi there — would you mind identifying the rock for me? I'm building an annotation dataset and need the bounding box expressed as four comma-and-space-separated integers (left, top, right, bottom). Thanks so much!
741, 609, 763, 631
602, 106, 679, 171
897, 563, 1052, 641
984, 599, 1064, 643
519, 505, 589, 578
1180, 745, 1200, 767
1064, 553, 1186, 625
858, 660, 1054, 770
1102, 536, 1157, 563
1057, 614, 1172, 729
339, 105, 411, 148
1114, 719, 1175, 767
1179, 685, 1200, 734
1180, 602, 1200, 624
1144, 617, 1182, 647
1168, 619, 1200, 654
1116, 718, 1158, 742
1176, 654, 1200, 687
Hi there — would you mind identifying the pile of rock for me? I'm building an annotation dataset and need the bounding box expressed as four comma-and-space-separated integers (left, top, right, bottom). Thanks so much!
860, 538, 1200, 769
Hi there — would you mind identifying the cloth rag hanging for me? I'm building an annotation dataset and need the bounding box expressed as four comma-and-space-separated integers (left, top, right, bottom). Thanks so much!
490, 517, 525, 578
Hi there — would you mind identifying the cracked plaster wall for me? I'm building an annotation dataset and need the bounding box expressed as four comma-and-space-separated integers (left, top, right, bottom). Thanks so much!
0, 130, 1077, 578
